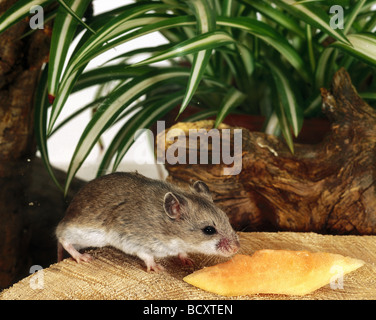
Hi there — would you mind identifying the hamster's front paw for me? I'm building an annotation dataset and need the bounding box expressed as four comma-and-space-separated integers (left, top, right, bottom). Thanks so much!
178, 253, 194, 267
138, 252, 164, 272
76, 253, 93, 263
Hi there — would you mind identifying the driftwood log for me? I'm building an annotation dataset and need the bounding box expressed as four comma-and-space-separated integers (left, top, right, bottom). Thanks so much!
0, 0, 52, 289
157, 68, 376, 235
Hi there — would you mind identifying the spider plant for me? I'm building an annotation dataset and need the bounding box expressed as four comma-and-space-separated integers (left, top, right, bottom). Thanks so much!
1, 0, 375, 195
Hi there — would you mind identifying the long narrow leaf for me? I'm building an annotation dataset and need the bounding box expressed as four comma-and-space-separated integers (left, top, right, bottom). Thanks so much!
48, 65, 86, 135
48, 0, 92, 99
179, 50, 212, 116
94, 92, 171, 175
66, 4, 172, 74
182, 108, 218, 122
70, 16, 181, 73
266, 59, 303, 138
306, 25, 315, 73
330, 33, 376, 68
106, 44, 172, 64
64, 68, 190, 195
221, 0, 233, 16
72, 65, 153, 93
343, 0, 367, 34
243, 0, 305, 38
34, 65, 63, 191
0, 0, 53, 34
48, 15, 192, 134
264, 112, 280, 136
237, 44, 255, 78
360, 92, 376, 100
111, 91, 186, 172
314, 47, 336, 90
48, 5, 173, 131
56, 0, 95, 34
131, 31, 235, 67
98, 85, 205, 175
274, 0, 351, 45
178, 0, 216, 116
217, 16, 311, 82
214, 87, 246, 128
49, 97, 106, 137
276, 102, 295, 154
269, 72, 295, 154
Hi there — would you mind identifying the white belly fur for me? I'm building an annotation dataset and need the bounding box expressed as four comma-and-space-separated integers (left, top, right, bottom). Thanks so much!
60, 227, 194, 258
60, 227, 108, 250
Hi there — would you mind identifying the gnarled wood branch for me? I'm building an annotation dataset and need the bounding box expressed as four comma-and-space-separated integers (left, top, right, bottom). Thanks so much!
157, 68, 376, 235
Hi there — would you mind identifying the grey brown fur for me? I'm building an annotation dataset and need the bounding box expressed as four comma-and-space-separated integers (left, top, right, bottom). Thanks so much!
56, 172, 239, 271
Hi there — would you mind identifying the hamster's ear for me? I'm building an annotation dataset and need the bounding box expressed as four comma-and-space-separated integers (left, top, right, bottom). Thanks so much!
163, 192, 186, 220
192, 181, 212, 199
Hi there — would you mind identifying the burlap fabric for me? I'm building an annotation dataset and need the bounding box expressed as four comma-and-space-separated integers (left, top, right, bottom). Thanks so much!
1, 232, 375, 300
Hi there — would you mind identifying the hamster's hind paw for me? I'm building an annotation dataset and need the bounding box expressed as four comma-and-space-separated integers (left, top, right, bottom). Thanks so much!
146, 262, 165, 273
139, 253, 164, 272
76, 253, 93, 263
60, 240, 93, 263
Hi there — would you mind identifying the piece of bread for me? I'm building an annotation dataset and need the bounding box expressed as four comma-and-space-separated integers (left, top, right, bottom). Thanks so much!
183, 250, 364, 296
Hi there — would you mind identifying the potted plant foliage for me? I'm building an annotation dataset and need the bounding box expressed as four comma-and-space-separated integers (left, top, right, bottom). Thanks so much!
1, 0, 375, 196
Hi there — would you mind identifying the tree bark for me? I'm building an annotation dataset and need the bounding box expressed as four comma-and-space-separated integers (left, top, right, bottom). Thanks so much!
0, 0, 50, 289
158, 68, 376, 235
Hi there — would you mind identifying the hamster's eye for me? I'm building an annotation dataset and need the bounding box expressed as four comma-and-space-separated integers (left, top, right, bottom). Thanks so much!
202, 226, 217, 235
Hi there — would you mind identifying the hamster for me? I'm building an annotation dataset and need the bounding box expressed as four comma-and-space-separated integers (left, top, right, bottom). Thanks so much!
56, 171, 240, 272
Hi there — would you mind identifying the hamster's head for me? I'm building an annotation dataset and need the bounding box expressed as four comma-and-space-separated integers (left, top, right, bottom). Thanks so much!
163, 181, 240, 257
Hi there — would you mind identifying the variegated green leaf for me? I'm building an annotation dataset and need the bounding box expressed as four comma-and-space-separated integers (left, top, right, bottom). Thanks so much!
48, 66, 86, 135
217, 16, 311, 82
303, 94, 321, 116
95, 93, 165, 176
34, 65, 63, 191
131, 31, 235, 67
264, 112, 280, 136
64, 68, 190, 195
182, 108, 218, 122
276, 103, 295, 154
66, 4, 172, 73
178, 0, 216, 116
306, 25, 315, 73
214, 87, 246, 128
56, 0, 95, 34
221, 0, 233, 16
111, 91, 186, 172
266, 59, 303, 137
314, 47, 336, 90
330, 33, 376, 68
106, 44, 172, 64
242, 0, 305, 38
342, 0, 367, 34
48, 14, 193, 134
72, 65, 153, 93
0, 0, 53, 34
48, 0, 92, 100
179, 50, 212, 115
49, 97, 106, 137
73, 16, 186, 71
274, 0, 351, 45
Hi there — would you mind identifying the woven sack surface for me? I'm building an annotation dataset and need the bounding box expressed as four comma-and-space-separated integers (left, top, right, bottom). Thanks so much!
1, 232, 375, 300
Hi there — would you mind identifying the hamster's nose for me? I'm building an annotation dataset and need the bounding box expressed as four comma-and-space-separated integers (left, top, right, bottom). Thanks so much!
217, 236, 240, 255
